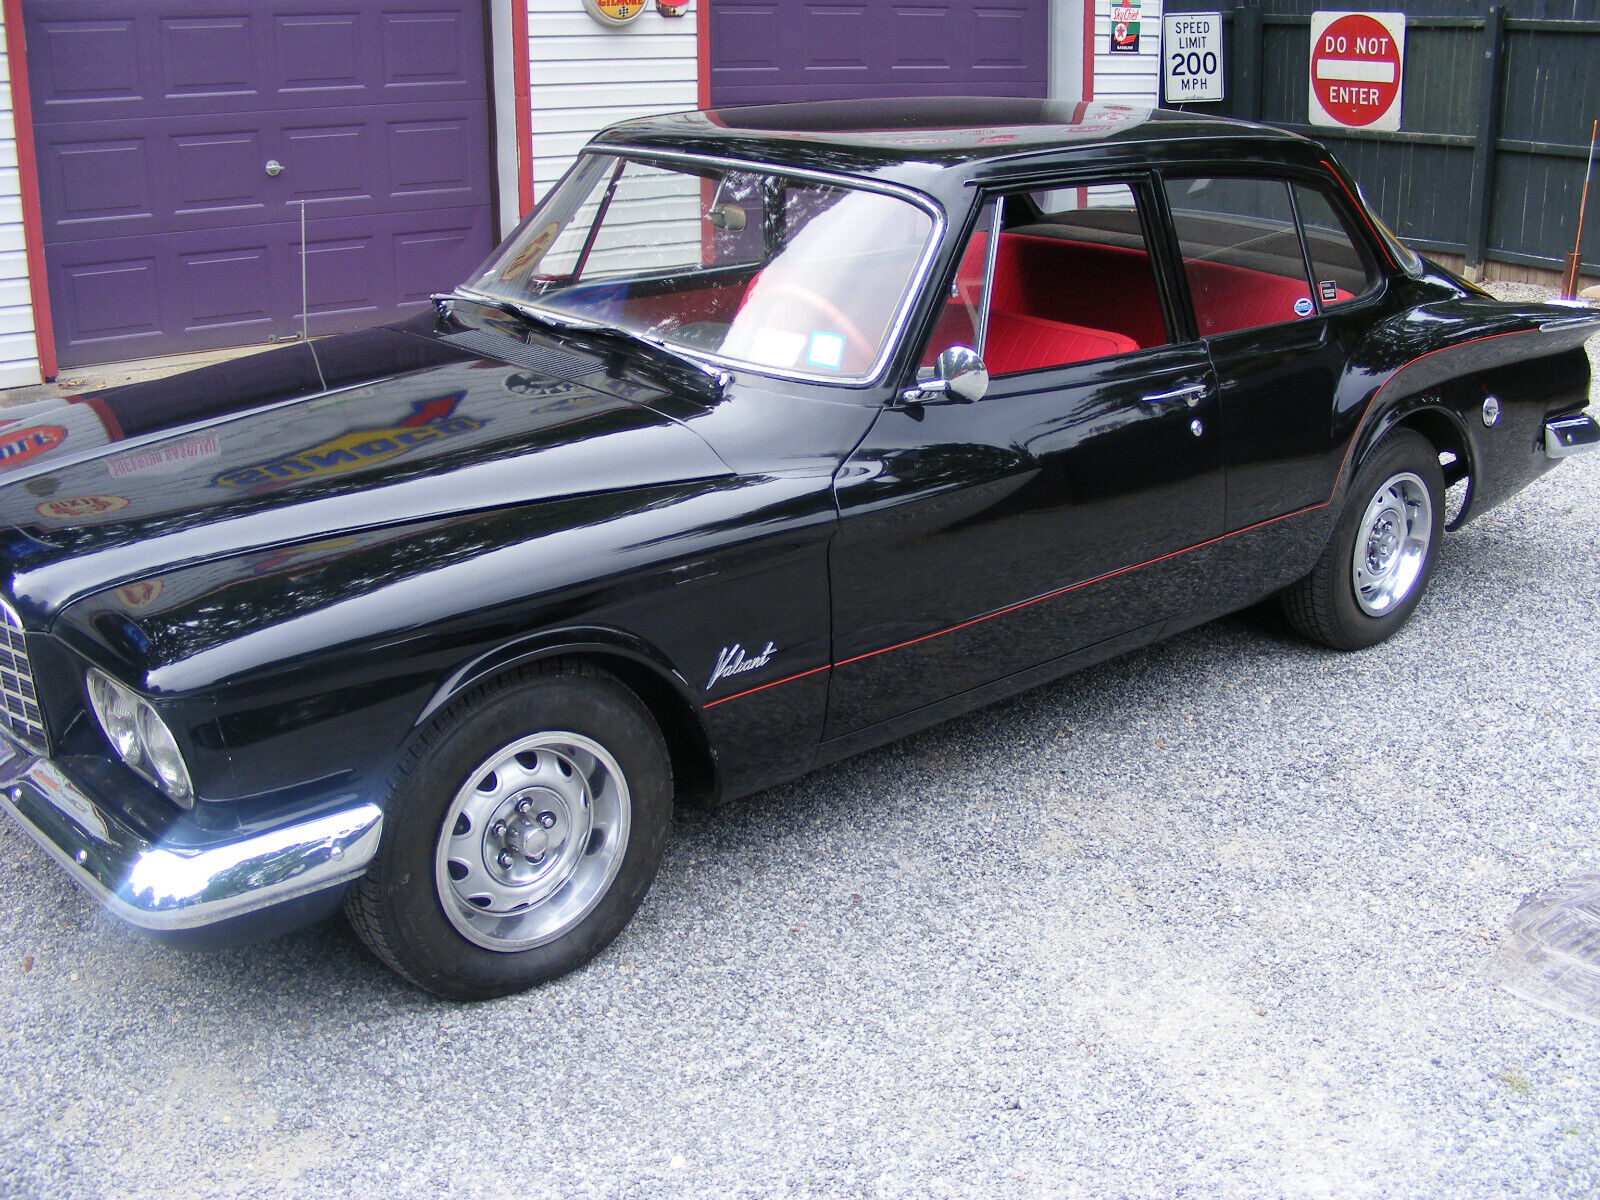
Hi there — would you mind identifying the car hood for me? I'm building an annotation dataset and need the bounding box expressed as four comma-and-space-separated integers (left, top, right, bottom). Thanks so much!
0, 321, 734, 622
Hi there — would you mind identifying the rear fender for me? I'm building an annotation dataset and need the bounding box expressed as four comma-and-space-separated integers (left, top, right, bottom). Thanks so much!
1360, 395, 1476, 528
1336, 303, 1599, 516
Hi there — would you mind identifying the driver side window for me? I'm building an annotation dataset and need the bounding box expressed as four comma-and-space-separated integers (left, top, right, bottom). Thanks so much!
922, 181, 1171, 377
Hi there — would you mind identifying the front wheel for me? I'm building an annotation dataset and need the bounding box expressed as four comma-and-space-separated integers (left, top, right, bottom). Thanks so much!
1282, 429, 1445, 651
345, 663, 671, 1000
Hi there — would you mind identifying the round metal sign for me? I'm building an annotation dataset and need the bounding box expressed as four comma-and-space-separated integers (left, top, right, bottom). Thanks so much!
1310, 12, 1403, 130
583, 0, 646, 25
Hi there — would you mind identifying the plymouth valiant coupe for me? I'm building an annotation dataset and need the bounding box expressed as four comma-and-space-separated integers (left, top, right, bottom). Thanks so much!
1, 100, 1595, 998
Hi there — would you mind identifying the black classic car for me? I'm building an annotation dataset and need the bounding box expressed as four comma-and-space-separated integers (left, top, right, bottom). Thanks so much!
1, 100, 1596, 999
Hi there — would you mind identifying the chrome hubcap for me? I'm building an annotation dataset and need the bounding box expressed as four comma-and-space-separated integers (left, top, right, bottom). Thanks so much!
1352, 471, 1432, 617
434, 732, 630, 952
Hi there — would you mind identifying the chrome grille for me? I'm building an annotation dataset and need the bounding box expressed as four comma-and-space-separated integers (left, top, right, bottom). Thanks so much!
0, 601, 46, 751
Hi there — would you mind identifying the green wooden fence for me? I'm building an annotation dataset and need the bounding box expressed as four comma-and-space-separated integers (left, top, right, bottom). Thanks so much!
1159, 1, 1600, 278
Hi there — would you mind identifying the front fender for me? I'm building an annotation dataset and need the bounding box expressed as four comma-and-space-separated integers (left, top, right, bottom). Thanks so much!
50, 466, 835, 804
416, 625, 701, 728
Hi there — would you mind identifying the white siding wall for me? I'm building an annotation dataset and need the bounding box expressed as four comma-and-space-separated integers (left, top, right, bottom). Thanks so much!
1092, 0, 1164, 107
527, 2, 699, 204
0, 15, 41, 388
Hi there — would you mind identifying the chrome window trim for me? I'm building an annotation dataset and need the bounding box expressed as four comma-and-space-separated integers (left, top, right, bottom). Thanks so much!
506, 144, 950, 389
975, 195, 1004, 357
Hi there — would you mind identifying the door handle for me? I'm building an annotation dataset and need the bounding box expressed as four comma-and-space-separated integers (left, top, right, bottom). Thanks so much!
1143, 383, 1207, 408
265, 159, 285, 177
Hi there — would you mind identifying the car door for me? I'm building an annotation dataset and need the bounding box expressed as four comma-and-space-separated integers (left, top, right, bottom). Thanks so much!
825, 177, 1225, 740
1160, 171, 1387, 610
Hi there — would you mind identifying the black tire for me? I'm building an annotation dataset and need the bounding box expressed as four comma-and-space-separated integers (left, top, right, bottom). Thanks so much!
345, 662, 671, 1000
1282, 428, 1445, 651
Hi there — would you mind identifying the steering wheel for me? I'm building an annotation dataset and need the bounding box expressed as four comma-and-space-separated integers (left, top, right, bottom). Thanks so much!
741, 279, 877, 369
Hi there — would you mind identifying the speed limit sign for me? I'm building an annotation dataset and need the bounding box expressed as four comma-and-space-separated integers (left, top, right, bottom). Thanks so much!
1163, 11, 1224, 102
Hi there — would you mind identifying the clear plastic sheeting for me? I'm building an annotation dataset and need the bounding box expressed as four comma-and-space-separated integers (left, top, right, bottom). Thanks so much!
1497, 872, 1600, 1026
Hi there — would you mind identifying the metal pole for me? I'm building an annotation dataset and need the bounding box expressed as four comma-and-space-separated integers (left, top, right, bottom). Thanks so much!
294, 198, 327, 390
1561, 119, 1597, 298
298, 199, 310, 341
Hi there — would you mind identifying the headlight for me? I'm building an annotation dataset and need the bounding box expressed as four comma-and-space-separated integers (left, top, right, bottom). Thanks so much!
86, 670, 194, 808
136, 705, 193, 805
86, 671, 142, 764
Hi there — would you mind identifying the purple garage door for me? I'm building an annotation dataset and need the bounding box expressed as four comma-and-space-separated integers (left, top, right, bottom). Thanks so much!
25, 1, 496, 369
709, 0, 1049, 107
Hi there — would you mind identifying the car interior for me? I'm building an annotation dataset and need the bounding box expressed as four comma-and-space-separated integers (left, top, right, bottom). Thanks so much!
918, 181, 1369, 379
589, 174, 1373, 383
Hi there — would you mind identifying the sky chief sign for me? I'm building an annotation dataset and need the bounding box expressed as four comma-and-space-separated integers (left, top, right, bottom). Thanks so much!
1310, 11, 1406, 132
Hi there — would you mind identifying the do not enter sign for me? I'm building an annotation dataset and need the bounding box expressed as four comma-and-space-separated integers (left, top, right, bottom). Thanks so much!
1309, 11, 1406, 132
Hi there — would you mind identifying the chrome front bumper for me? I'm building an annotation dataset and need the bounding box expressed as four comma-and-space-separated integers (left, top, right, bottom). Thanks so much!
1545, 413, 1600, 459
0, 732, 381, 932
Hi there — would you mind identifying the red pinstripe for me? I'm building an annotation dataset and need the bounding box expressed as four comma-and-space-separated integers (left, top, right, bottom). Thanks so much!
699, 306, 1542, 708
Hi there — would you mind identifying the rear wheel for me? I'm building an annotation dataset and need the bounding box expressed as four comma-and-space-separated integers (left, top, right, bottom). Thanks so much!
345, 663, 671, 1000
1282, 429, 1444, 650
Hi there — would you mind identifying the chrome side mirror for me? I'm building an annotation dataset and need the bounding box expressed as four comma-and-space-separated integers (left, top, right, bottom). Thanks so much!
901, 345, 989, 405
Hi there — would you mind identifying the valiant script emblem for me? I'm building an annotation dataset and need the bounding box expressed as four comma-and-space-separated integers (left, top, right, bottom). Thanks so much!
708, 641, 777, 691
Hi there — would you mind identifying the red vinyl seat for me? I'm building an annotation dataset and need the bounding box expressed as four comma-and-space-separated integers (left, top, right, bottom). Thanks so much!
989, 234, 1168, 351
982, 311, 1138, 375
1183, 259, 1316, 336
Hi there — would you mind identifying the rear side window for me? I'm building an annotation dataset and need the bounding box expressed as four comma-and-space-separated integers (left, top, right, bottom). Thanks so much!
1163, 176, 1314, 337
1293, 184, 1379, 305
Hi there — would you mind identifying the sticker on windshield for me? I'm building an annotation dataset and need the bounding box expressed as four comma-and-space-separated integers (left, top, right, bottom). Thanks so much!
747, 329, 806, 368
806, 332, 846, 370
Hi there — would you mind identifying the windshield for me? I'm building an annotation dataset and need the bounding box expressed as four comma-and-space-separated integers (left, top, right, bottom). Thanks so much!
465, 153, 937, 381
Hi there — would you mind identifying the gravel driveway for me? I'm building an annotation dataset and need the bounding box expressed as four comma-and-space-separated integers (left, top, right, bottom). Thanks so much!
1, 322, 1597, 1200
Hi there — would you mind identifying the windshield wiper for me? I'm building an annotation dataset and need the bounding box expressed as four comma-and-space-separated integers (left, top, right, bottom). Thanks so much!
433, 287, 548, 328
436, 288, 729, 390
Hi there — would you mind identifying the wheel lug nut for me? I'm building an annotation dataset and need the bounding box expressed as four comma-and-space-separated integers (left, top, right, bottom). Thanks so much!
497, 850, 514, 869
538, 811, 557, 829
491, 821, 507, 838
515, 798, 533, 814
530, 852, 545, 865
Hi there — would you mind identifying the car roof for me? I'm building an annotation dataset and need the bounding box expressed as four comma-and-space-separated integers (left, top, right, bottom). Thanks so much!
592, 97, 1320, 180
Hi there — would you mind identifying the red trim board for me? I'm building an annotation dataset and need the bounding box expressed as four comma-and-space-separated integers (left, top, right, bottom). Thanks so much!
696, 1, 711, 110
1082, 0, 1096, 100
2, 0, 57, 381
511, 1, 534, 213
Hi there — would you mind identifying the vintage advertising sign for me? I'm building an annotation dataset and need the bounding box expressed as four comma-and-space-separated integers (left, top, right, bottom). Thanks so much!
211, 394, 479, 491
582, 0, 645, 26
1310, 11, 1405, 132
1163, 12, 1224, 102
1110, 0, 1142, 54
35, 494, 129, 521
0, 424, 67, 470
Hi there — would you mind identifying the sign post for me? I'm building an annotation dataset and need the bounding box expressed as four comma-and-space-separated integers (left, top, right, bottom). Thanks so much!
1309, 11, 1406, 132
1162, 12, 1224, 103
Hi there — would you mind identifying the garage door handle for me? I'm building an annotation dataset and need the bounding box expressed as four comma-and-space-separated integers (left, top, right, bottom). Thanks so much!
265, 159, 285, 177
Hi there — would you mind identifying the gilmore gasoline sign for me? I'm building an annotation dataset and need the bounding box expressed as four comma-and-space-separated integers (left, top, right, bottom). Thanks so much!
1309, 11, 1406, 132
1163, 12, 1223, 103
